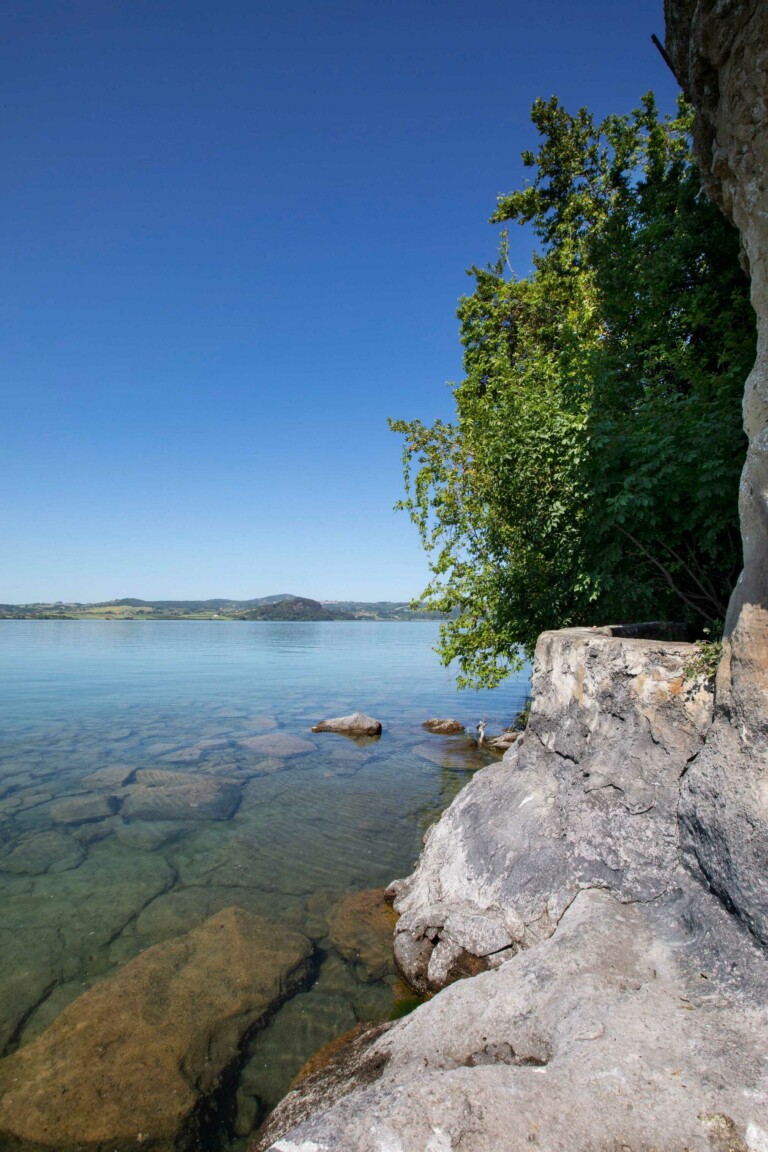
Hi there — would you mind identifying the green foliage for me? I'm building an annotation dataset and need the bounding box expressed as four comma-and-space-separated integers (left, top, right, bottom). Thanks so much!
391, 94, 754, 688
684, 625, 724, 687
513, 698, 533, 731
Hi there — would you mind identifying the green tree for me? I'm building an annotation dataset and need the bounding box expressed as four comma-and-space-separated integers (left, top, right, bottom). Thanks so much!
391, 95, 754, 688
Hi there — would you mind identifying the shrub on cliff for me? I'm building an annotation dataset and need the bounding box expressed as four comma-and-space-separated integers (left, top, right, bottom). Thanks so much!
391, 95, 754, 687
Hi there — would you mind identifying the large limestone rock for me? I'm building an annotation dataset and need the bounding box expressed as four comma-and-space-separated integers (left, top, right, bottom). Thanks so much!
256, 887, 768, 1152
664, 0, 768, 945
0, 907, 313, 1152
391, 628, 712, 992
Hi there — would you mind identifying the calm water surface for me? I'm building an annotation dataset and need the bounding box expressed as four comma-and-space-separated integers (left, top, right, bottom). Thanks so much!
0, 621, 529, 1147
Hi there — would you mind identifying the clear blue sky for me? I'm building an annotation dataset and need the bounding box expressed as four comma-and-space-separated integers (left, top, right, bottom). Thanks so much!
1, 1, 679, 603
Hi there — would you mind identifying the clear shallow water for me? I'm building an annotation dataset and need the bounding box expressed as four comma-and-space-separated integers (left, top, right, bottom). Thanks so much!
0, 621, 529, 1147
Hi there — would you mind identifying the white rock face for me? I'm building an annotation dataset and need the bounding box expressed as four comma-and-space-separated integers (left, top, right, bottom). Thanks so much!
258, 885, 768, 1152
391, 627, 712, 992
665, 0, 768, 946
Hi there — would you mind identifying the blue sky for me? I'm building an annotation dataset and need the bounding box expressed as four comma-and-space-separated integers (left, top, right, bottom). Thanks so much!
1, 1, 679, 602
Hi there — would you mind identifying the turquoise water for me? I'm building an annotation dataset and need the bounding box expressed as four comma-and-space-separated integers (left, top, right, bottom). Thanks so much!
0, 620, 528, 1146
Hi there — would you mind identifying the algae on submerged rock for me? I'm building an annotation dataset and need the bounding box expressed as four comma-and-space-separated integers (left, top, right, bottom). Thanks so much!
0, 907, 313, 1152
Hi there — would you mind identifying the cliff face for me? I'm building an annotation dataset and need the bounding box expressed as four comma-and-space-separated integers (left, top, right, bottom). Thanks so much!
663, 0, 768, 947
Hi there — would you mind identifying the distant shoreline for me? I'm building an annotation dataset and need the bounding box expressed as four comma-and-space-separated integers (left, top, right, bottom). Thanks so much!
0, 615, 441, 622
0, 593, 452, 624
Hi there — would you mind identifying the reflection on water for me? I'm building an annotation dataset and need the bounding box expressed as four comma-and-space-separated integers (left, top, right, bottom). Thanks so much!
0, 621, 529, 1148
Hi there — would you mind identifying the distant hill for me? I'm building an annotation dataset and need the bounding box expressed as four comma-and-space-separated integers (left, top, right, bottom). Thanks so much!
238, 597, 352, 621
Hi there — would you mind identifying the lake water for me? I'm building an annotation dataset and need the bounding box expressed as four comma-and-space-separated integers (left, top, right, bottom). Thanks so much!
0, 620, 529, 1148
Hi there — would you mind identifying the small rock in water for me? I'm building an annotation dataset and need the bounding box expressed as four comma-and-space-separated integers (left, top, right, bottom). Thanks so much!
311, 712, 382, 736
488, 730, 519, 752
422, 718, 465, 735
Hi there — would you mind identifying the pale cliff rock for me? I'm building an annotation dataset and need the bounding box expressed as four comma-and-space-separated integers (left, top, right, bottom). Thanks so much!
390, 627, 713, 993
665, 0, 768, 945
258, 885, 768, 1152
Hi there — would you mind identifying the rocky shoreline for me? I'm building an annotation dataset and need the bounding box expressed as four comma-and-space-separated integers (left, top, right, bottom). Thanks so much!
253, 626, 768, 1150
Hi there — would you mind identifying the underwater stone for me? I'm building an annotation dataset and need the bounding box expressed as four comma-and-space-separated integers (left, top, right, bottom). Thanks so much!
0, 907, 313, 1152
328, 888, 397, 983
120, 769, 241, 821
240, 732, 316, 757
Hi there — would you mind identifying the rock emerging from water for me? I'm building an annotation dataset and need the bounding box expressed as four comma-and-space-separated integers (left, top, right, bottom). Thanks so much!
487, 730, 518, 752
311, 712, 382, 736
421, 718, 465, 734
0, 907, 313, 1152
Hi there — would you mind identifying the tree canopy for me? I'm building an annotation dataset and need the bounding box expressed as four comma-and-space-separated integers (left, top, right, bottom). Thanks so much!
390, 94, 754, 688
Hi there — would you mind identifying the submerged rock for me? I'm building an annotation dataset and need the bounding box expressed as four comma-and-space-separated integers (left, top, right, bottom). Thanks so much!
47, 792, 118, 825
242, 991, 358, 1116
311, 713, 382, 736
80, 765, 134, 789
114, 818, 191, 850
0, 830, 85, 875
421, 718, 465, 734
412, 739, 489, 772
327, 888, 397, 983
240, 732, 316, 757
120, 769, 241, 821
0, 907, 313, 1152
